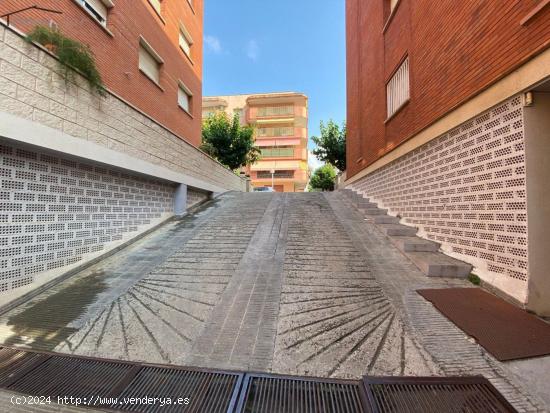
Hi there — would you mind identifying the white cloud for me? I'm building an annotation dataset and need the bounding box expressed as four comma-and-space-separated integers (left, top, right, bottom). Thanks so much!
246, 39, 259, 61
204, 35, 222, 53
308, 151, 324, 171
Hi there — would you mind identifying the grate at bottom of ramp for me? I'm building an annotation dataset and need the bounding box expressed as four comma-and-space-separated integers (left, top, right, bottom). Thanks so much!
362, 376, 518, 413
234, 373, 370, 413
115, 366, 242, 412
0, 347, 242, 413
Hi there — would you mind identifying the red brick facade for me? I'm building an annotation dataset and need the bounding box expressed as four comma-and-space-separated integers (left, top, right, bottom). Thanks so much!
346, 0, 550, 178
0, 0, 203, 146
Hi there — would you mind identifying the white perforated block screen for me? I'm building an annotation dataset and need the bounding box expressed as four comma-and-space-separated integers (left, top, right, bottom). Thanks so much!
352, 96, 528, 293
0, 141, 175, 293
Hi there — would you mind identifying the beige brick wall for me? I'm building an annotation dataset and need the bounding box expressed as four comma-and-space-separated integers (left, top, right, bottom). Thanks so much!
0, 24, 245, 192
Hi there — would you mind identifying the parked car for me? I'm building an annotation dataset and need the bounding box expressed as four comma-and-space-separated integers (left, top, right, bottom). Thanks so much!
253, 186, 275, 192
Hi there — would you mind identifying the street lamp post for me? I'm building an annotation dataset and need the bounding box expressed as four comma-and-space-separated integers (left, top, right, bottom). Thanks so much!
270, 169, 275, 190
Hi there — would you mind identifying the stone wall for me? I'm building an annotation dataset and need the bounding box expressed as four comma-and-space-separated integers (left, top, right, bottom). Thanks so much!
0, 23, 245, 193
350, 96, 529, 303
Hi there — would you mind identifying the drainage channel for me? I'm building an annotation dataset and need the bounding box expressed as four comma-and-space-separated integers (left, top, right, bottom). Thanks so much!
0, 347, 517, 412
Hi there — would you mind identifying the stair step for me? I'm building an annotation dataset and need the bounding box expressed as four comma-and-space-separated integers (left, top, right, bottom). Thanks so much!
353, 201, 378, 209
372, 215, 400, 224
360, 208, 388, 216
379, 224, 417, 236
406, 252, 472, 278
390, 236, 440, 252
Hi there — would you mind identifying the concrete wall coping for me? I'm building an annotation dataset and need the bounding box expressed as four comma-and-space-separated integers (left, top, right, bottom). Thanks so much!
0, 111, 228, 193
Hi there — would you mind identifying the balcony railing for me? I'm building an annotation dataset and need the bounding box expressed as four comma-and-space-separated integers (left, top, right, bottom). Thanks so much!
257, 127, 294, 137
257, 106, 294, 117
257, 171, 295, 179
261, 148, 295, 158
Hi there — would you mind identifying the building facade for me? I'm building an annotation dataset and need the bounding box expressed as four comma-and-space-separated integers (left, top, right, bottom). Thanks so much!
346, 0, 550, 315
0, 1, 245, 301
1, 0, 203, 145
203, 92, 309, 192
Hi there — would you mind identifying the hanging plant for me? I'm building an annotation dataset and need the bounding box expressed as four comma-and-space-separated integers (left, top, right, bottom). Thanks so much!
26, 26, 107, 97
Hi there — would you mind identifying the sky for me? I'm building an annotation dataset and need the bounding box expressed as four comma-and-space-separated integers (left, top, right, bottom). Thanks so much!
202, 0, 346, 160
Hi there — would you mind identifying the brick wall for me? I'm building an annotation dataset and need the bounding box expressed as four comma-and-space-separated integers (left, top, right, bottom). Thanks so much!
0, 0, 203, 146
351, 96, 529, 303
346, 0, 550, 178
0, 24, 245, 192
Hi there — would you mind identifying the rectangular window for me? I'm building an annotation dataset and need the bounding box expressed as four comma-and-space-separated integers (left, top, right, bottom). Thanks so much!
76, 0, 108, 25
386, 56, 409, 118
139, 38, 163, 85
179, 24, 193, 58
390, 0, 399, 12
178, 82, 192, 113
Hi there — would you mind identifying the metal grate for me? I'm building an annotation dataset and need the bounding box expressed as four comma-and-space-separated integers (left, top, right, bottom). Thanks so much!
116, 366, 242, 412
363, 376, 518, 413
0, 348, 519, 412
0, 347, 243, 412
235, 373, 369, 413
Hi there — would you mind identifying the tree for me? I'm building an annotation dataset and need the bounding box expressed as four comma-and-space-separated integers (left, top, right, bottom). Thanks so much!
201, 112, 260, 170
311, 120, 346, 171
308, 164, 337, 192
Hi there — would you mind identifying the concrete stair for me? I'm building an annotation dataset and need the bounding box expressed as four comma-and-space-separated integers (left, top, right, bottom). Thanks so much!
338, 188, 472, 278
378, 224, 418, 237
407, 252, 472, 277
390, 236, 440, 253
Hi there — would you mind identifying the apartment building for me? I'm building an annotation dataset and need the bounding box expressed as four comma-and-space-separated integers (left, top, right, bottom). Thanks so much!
0, 1, 245, 298
345, 0, 550, 314
203, 92, 309, 192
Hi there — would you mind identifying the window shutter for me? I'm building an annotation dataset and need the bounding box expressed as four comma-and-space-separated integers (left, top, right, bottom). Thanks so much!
139, 45, 160, 84
386, 57, 410, 117
178, 87, 191, 112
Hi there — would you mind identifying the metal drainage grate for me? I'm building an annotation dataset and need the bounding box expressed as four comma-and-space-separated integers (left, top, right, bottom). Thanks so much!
235, 373, 369, 413
363, 376, 518, 413
115, 366, 243, 412
0, 347, 243, 412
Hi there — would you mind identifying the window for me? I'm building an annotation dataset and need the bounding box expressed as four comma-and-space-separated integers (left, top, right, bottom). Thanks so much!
386, 56, 409, 118
178, 82, 192, 114
179, 23, 193, 58
76, 0, 109, 26
139, 37, 163, 85
390, 0, 399, 12
234, 108, 243, 118
148, 0, 162, 16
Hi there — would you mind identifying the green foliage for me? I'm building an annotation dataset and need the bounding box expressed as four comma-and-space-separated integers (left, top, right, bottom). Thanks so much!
201, 112, 260, 170
26, 26, 106, 97
308, 164, 337, 192
311, 120, 346, 171
468, 273, 481, 286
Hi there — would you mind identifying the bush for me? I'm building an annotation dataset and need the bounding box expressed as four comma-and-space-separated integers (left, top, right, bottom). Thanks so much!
201, 112, 260, 170
308, 164, 337, 192
27, 26, 106, 97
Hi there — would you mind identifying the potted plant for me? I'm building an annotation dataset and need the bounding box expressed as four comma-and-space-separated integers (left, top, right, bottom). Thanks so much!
26, 26, 107, 97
